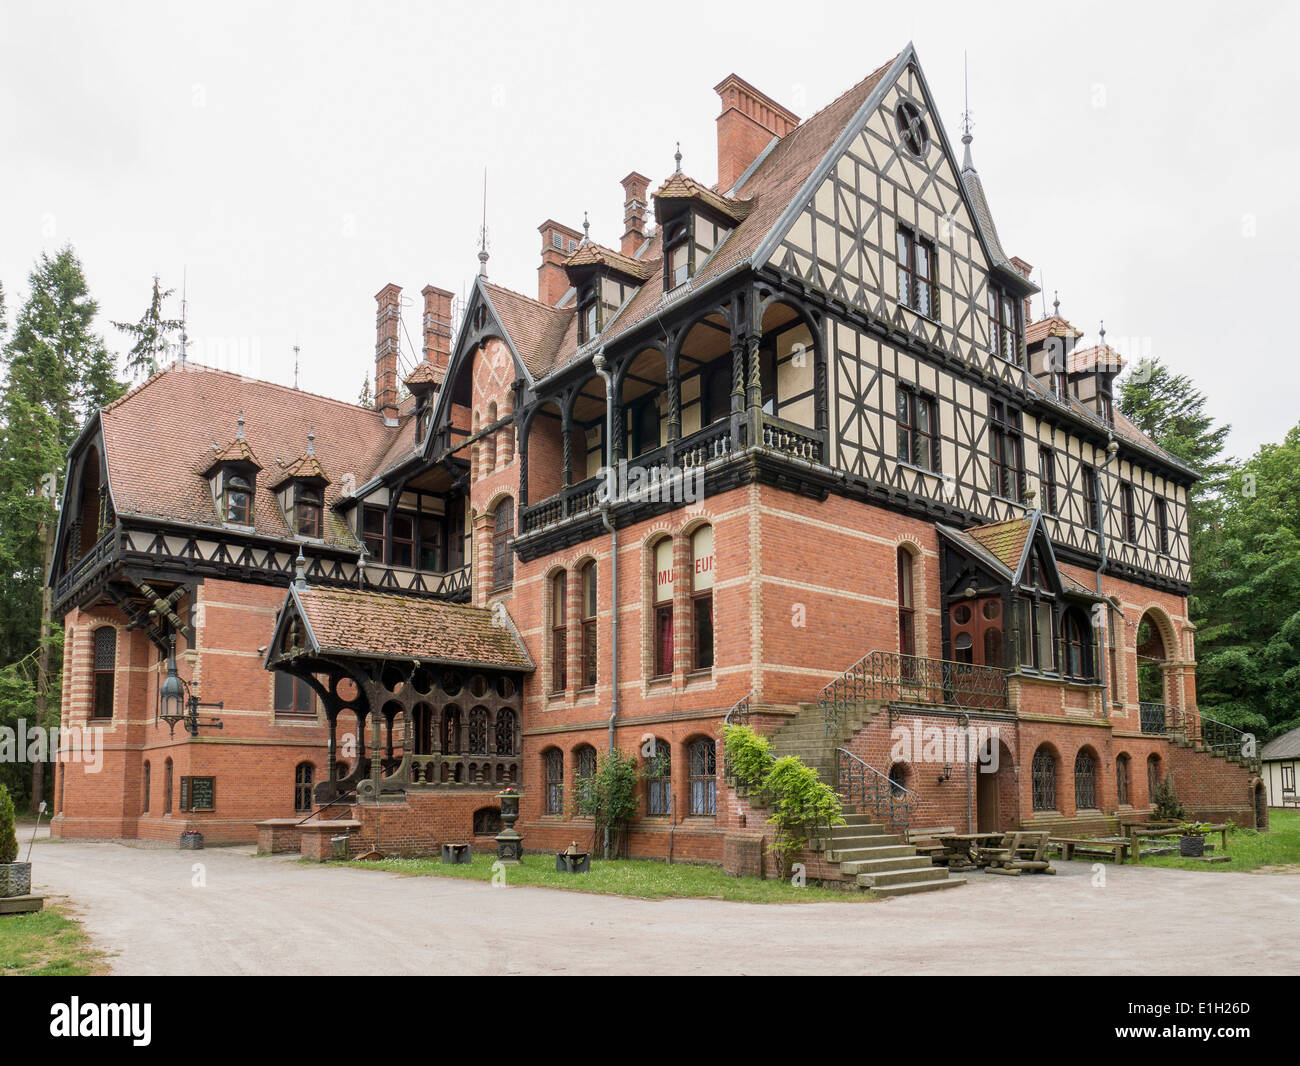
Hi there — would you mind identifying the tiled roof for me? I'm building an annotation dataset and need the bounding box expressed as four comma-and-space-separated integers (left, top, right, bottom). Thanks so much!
965, 516, 1033, 573
290, 585, 533, 671
480, 281, 575, 378
271, 451, 329, 489
100, 364, 398, 548
1260, 725, 1300, 762
652, 173, 750, 224
1025, 315, 1083, 346
201, 436, 261, 475
563, 241, 651, 281
404, 362, 442, 388
1067, 343, 1124, 375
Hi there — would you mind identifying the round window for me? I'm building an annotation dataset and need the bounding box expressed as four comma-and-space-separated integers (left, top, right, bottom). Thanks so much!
894, 101, 930, 157
953, 604, 972, 625
982, 600, 1001, 621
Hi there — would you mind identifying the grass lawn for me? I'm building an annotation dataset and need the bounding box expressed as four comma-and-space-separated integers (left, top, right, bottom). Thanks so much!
1139, 809, 1300, 872
0, 904, 106, 976
324, 852, 873, 903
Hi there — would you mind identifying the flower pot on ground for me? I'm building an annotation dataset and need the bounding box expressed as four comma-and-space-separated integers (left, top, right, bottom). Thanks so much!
1178, 821, 1213, 858
0, 785, 33, 900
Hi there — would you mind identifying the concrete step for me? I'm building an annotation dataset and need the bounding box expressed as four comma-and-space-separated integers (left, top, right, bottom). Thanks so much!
864, 876, 967, 897
826, 836, 902, 858
826, 823, 890, 838
838, 854, 934, 876
831, 844, 914, 862
863, 866, 955, 887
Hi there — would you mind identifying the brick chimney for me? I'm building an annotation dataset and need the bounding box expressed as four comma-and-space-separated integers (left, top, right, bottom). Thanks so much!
714, 74, 799, 193
374, 282, 401, 422
537, 219, 583, 306
620, 172, 650, 256
1009, 256, 1034, 323
421, 284, 453, 384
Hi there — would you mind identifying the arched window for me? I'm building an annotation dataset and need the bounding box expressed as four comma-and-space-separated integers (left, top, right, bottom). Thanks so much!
142, 760, 151, 814
163, 758, 174, 814
473, 806, 502, 836
580, 561, 597, 688
468, 707, 489, 754
897, 548, 915, 658
652, 537, 674, 677
688, 737, 717, 816
645, 738, 671, 815
543, 748, 563, 814
1062, 608, 1094, 680
691, 526, 714, 671
1074, 748, 1098, 810
92, 627, 116, 719
443, 706, 461, 754
492, 499, 514, 590
294, 763, 314, 812
575, 744, 597, 784
887, 762, 909, 798
550, 571, 567, 693
294, 485, 323, 539
1031, 746, 1056, 812
494, 708, 516, 756
1147, 754, 1161, 801
224, 473, 253, 525
1116, 754, 1131, 807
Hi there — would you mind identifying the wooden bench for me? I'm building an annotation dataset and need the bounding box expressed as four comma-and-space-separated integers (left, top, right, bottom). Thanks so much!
1282, 789, 1299, 808
1050, 836, 1129, 863
907, 825, 956, 864
982, 831, 1055, 875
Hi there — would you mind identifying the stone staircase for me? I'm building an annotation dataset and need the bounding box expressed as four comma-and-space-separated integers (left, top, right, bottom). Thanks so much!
811, 812, 966, 896
760, 699, 966, 896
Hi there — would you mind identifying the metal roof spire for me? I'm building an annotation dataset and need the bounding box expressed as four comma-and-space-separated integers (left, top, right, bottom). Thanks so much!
306, 426, 316, 455
1053, 291, 1061, 317
961, 52, 974, 171
674, 141, 682, 174
236, 410, 245, 440
477, 168, 490, 278
582, 211, 590, 245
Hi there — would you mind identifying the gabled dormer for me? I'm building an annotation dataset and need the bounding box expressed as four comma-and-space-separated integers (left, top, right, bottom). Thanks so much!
404, 361, 443, 446
653, 171, 747, 291
565, 235, 650, 344
271, 430, 330, 540
1066, 337, 1124, 425
1026, 312, 1084, 401
201, 414, 261, 528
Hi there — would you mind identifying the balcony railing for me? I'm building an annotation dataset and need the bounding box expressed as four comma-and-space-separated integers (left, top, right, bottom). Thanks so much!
408, 753, 520, 787
837, 748, 918, 835
366, 561, 471, 599
519, 413, 826, 535
54, 528, 119, 605
821, 650, 1010, 736
1138, 701, 1168, 734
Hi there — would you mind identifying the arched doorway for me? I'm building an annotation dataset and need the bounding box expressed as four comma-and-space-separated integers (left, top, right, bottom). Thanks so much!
1136, 611, 1171, 733
1254, 781, 1268, 831
976, 740, 1015, 832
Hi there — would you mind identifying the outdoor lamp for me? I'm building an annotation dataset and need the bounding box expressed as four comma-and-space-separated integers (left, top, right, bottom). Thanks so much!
938, 762, 952, 784
159, 647, 224, 739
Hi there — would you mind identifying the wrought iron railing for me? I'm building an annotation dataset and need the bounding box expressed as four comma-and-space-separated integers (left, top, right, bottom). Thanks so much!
1138, 701, 1167, 735
820, 650, 1010, 735
836, 748, 918, 835
720, 692, 752, 780
1199, 713, 1259, 768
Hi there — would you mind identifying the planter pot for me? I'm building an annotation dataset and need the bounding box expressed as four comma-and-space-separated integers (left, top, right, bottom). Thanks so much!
0, 862, 32, 898
1179, 835, 1205, 857
179, 831, 204, 850
496, 793, 522, 864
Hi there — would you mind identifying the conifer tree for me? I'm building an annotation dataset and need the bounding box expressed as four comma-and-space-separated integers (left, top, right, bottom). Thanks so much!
112, 275, 183, 379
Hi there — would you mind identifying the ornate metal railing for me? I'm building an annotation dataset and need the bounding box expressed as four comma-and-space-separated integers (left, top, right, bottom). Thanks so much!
54, 528, 119, 605
837, 748, 918, 835
1138, 701, 1168, 735
820, 650, 1010, 735
720, 692, 752, 780
1199, 713, 1259, 768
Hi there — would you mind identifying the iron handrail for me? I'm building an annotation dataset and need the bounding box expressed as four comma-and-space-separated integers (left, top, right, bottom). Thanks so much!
836, 747, 917, 836
1198, 712, 1259, 767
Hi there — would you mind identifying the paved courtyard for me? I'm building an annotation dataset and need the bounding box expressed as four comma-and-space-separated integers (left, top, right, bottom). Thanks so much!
23, 830, 1300, 975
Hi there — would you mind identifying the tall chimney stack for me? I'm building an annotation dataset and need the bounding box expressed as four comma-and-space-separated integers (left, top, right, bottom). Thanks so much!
620, 172, 650, 257
537, 219, 583, 306
374, 283, 401, 422
714, 74, 799, 194
421, 284, 454, 384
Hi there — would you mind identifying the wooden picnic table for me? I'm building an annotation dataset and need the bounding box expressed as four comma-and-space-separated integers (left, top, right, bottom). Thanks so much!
936, 832, 1007, 870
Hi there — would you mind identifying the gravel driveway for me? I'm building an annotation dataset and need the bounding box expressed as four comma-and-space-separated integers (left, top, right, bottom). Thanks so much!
24, 830, 1300, 975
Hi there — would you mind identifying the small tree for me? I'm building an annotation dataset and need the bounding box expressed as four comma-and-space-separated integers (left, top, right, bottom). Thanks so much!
571, 749, 641, 859
0, 784, 18, 865
1151, 777, 1186, 822
763, 756, 844, 880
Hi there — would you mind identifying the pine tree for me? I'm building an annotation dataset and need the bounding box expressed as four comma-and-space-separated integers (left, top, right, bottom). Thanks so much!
0, 246, 125, 810
357, 374, 373, 407
112, 275, 183, 379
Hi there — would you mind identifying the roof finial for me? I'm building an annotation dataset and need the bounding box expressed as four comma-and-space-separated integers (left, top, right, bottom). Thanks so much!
1099, 320, 1106, 348
674, 141, 682, 175
294, 547, 307, 589
306, 426, 316, 455
1053, 291, 1060, 318
179, 267, 189, 366
960, 52, 974, 170
582, 211, 590, 245
292, 343, 300, 389
477, 168, 490, 278
236, 410, 245, 440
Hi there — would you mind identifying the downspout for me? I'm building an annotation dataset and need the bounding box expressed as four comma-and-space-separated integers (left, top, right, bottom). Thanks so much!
593, 353, 619, 859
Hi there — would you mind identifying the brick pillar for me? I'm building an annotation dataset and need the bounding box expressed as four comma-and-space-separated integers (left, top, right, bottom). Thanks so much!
420, 285, 453, 383
374, 283, 402, 421
472, 511, 493, 607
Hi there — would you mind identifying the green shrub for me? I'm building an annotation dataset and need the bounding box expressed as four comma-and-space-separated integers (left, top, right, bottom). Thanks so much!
722, 724, 773, 790
1151, 778, 1186, 822
762, 755, 844, 878
571, 748, 642, 859
0, 784, 18, 865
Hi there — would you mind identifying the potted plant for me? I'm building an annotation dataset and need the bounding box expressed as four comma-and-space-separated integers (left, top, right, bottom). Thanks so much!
0, 784, 31, 900
1178, 821, 1213, 857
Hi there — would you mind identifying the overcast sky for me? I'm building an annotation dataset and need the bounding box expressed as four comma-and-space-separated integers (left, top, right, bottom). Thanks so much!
1, 1, 1296, 460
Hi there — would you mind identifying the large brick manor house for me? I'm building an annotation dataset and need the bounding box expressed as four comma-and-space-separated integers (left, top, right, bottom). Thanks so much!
50, 44, 1263, 871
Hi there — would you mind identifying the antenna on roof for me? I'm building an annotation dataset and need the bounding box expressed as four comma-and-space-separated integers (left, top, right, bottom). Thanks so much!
1038, 273, 1048, 319
292, 343, 300, 389
674, 141, 682, 175
179, 267, 189, 366
477, 168, 490, 278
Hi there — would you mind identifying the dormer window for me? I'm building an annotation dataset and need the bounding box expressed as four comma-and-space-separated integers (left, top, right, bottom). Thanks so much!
295, 485, 323, 539
663, 212, 731, 291
224, 474, 253, 525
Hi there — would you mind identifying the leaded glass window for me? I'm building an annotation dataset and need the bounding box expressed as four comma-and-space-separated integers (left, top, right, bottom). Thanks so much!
1031, 747, 1056, 812
688, 738, 716, 817
1074, 749, 1097, 810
